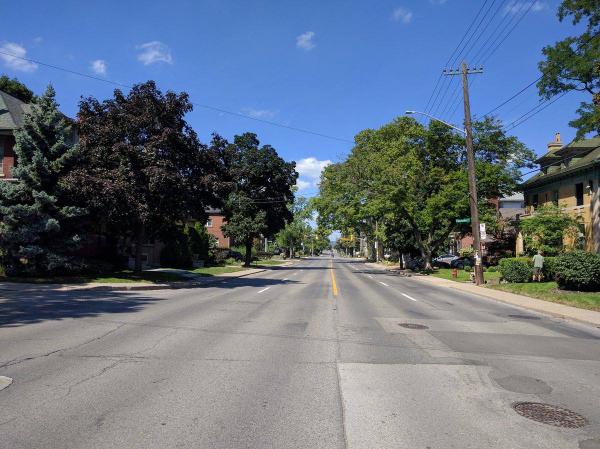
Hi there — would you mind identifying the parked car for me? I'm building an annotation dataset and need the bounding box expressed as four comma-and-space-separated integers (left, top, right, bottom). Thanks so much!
432, 254, 459, 268
451, 256, 474, 269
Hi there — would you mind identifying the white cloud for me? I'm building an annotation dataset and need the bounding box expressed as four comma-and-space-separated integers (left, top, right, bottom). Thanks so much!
242, 108, 277, 120
33, 37, 43, 44
136, 41, 173, 65
296, 31, 316, 51
296, 179, 312, 191
0, 42, 38, 72
90, 59, 107, 75
505, 1, 546, 14
392, 7, 413, 23
430, 0, 447, 4
295, 157, 331, 192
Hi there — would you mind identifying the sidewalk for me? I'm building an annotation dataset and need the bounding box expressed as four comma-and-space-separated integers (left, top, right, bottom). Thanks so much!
0, 263, 294, 293
369, 262, 600, 327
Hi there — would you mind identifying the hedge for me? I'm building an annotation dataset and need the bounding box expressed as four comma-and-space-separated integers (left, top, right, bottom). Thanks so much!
499, 258, 531, 283
554, 251, 600, 291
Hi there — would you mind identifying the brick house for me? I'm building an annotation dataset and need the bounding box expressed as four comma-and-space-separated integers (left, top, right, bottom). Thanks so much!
0, 90, 32, 179
205, 208, 230, 249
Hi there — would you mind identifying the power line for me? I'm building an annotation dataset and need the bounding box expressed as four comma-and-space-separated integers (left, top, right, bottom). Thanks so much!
479, 0, 539, 64
483, 76, 542, 117
424, 0, 493, 114
0, 50, 354, 145
505, 92, 570, 131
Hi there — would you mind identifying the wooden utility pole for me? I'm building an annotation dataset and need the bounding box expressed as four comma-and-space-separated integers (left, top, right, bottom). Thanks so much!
445, 62, 484, 285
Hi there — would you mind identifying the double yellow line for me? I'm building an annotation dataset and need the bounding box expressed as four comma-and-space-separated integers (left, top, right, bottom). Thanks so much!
329, 259, 338, 296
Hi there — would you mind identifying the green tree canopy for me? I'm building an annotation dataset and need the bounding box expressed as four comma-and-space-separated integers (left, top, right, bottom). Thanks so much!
0, 86, 85, 275
0, 75, 35, 103
538, 0, 600, 138
63, 81, 218, 272
316, 116, 534, 267
519, 204, 580, 255
220, 133, 298, 266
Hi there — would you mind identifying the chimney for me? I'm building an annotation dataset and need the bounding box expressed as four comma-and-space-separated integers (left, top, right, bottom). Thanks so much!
547, 132, 562, 153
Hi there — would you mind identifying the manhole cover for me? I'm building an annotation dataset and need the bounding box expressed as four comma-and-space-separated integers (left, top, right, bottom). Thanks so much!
398, 323, 429, 330
508, 314, 541, 320
512, 402, 587, 428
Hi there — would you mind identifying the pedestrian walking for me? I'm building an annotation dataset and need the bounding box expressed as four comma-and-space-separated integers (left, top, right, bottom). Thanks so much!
532, 250, 544, 282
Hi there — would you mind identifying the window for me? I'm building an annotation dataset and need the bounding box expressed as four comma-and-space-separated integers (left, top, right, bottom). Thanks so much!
206, 218, 213, 227
553, 190, 559, 206
576, 183, 584, 206
0, 137, 4, 175
545, 193, 549, 203
532, 194, 538, 208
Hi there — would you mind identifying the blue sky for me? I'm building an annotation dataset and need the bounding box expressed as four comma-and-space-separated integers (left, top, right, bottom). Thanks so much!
1, 0, 589, 196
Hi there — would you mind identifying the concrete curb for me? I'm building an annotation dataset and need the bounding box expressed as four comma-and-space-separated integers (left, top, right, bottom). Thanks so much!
411, 275, 600, 327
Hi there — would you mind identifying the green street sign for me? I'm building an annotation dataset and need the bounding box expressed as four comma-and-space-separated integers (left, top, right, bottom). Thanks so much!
456, 218, 471, 224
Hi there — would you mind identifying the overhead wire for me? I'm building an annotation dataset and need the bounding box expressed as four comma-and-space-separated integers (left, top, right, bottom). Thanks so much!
0, 49, 354, 145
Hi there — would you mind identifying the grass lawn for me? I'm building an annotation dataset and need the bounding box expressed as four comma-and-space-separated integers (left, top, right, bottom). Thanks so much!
489, 281, 600, 311
1, 270, 186, 284
251, 259, 286, 266
189, 266, 247, 276
431, 268, 502, 283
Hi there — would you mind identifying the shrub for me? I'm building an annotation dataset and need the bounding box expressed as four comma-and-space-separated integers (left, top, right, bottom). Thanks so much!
499, 258, 531, 283
160, 233, 192, 268
464, 265, 473, 272
459, 247, 474, 257
541, 256, 557, 281
487, 266, 498, 273
554, 251, 600, 291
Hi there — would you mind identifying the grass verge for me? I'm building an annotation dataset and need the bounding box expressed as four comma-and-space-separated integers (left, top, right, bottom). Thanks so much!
431, 268, 501, 283
489, 281, 600, 311
1, 270, 186, 284
189, 266, 247, 276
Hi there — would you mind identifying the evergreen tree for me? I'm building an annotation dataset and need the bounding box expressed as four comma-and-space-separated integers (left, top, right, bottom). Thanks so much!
0, 86, 85, 276
0, 75, 35, 103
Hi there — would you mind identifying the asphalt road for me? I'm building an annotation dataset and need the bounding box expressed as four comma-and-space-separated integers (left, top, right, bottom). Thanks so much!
1, 256, 600, 448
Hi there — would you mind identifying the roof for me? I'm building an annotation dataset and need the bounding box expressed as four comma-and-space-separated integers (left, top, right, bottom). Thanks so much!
523, 137, 600, 188
499, 193, 524, 202
0, 90, 32, 131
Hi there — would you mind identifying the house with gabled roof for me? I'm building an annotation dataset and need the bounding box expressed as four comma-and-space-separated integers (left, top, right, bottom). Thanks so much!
518, 132, 600, 254
0, 90, 33, 180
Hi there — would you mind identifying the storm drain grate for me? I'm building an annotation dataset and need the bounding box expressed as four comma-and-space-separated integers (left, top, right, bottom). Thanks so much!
512, 402, 587, 428
508, 314, 541, 320
398, 323, 429, 330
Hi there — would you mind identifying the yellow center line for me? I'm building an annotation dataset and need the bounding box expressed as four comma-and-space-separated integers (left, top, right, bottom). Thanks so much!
330, 259, 338, 296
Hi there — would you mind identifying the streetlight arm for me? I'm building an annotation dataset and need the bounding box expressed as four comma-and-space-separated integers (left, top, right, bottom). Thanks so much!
405, 110, 466, 135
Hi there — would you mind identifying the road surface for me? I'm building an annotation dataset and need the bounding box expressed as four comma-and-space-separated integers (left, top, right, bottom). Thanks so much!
1, 256, 600, 448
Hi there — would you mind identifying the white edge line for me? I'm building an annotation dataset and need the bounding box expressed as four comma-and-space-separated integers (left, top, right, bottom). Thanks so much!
379, 281, 389, 287
258, 287, 271, 293
368, 275, 373, 279
401, 292, 418, 302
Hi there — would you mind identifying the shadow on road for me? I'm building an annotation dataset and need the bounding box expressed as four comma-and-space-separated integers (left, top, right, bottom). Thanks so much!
0, 276, 299, 328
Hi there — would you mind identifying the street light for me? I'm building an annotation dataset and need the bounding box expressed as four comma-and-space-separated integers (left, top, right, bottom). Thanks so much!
405, 109, 485, 285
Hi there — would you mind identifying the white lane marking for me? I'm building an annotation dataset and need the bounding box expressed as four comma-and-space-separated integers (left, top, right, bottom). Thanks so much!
257, 287, 271, 293
0, 376, 13, 391
401, 292, 418, 302
379, 281, 389, 287
368, 275, 373, 279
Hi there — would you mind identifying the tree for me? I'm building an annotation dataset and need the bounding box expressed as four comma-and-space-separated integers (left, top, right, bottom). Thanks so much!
316, 116, 535, 268
0, 86, 85, 276
538, 0, 600, 138
0, 75, 35, 103
221, 133, 297, 267
63, 81, 218, 273
519, 204, 580, 255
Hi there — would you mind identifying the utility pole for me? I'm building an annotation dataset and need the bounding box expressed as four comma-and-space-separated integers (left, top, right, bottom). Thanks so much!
445, 62, 485, 285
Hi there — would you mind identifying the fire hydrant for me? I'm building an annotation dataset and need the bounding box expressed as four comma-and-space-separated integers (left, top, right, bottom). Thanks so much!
451, 268, 458, 278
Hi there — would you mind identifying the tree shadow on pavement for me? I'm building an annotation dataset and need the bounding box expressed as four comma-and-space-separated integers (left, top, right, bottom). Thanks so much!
0, 276, 299, 328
